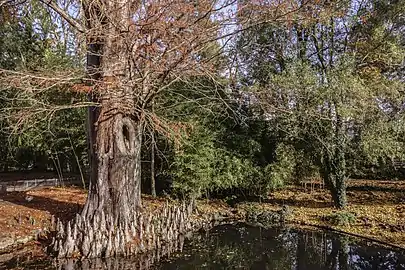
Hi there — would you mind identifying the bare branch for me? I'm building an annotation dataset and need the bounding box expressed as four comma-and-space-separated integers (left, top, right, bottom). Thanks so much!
39, 0, 85, 33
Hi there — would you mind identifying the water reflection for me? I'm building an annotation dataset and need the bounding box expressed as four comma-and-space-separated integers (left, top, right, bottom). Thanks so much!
154, 223, 405, 270
1, 233, 186, 270
2, 223, 405, 269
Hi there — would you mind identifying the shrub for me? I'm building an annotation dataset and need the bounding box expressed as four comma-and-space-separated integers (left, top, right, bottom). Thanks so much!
325, 211, 357, 226
169, 124, 261, 199
265, 143, 296, 190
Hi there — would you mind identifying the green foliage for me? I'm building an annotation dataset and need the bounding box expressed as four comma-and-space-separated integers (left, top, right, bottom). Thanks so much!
236, 0, 405, 188
168, 118, 301, 199
0, 3, 87, 173
169, 123, 262, 199
325, 211, 357, 227
0, 19, 43, 70
2, 91, 88, 172
1, 0, 405, 205
254, 57, 404, 207
264, 144, 296, 190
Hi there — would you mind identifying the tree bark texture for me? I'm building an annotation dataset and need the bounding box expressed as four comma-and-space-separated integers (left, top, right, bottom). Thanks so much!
52, 202, 195, 258
321, 153, 347, 209
53, 24, 200, 255
53, 0, 145, 258
57, 233, 186, 270
320, 114, 348, 209
82, 90, 143, 221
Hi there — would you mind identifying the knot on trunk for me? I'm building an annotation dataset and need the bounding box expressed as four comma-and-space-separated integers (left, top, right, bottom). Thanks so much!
115, 116, 137, 155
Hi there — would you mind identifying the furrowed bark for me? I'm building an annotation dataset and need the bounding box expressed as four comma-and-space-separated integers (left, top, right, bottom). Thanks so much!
52, 0, 145, 257
48, 0, 221, 259
52, 201, 196, 258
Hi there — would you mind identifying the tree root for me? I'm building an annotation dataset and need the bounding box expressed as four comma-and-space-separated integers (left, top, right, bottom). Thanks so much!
51, 201, 196, 258
54, 234, 187, 270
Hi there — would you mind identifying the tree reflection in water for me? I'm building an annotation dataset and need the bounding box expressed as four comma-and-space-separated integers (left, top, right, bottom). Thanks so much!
3, 223, 405, 269
154, 223, 405, 270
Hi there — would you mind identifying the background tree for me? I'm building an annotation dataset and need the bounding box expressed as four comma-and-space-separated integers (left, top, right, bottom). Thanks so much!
0, 2, 87, 176
234, 0, 405, 208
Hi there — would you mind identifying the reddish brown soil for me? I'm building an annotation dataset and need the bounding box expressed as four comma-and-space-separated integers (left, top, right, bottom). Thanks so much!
0, 187, 86, 240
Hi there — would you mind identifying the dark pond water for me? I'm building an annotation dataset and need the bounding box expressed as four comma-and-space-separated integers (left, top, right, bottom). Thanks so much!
2, 223, 405, 269
153, 223, 405, 270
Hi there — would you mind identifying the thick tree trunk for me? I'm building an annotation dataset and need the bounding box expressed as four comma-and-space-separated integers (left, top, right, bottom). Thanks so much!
325, 174, 347, 209
320, 109, 348, 209
54, 99, 196, 258
333, 115, 348, 209
320, 151, 347, 209
54, 101, 197, 259
52, 0, 146, 257
53, 83, 145, 257
82, 101, 143, 222
333, 174, 347, 209
83, 0, 143, 223
48, 0, 203, 260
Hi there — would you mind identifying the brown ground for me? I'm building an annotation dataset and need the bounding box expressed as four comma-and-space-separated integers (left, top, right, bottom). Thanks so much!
0, 179, 404, 257
0, 171, 80, 182
0, 187, 232, 252
239, 179, 405, 249
0, 187, 232, 268
0, 187, 86, 240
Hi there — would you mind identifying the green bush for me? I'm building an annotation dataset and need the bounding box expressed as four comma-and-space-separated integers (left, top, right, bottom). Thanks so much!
170, 124, 245, 198
169, 121, 277, 199
266, 143, 296, 190
325, 211, 357, 226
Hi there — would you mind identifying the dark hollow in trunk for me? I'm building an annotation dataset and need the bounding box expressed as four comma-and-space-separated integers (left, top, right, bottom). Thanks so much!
83, 103, 143, 224
51, 0, 148, 257
50, 0, 201, 258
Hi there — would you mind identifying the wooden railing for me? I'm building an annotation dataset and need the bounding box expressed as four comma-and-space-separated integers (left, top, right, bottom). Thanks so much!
393, 160, 405, 169
301, 177, 325, 192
